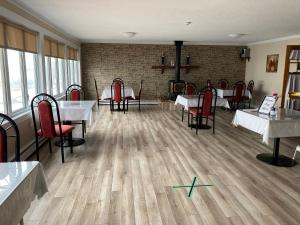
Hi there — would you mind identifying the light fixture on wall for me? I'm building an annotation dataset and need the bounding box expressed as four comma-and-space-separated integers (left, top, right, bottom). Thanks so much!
240, 48, 250, 61
290, 49, 300, 72
122, 32, 136, 38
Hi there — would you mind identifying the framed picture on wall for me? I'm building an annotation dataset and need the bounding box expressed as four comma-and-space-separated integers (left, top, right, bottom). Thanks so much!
266, 54, 279, 72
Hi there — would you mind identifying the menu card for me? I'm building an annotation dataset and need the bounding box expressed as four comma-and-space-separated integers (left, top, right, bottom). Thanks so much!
258, 96, 278, 115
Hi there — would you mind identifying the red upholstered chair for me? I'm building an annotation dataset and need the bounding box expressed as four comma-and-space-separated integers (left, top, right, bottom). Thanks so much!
110, 78, 126, 113
94, 78, 101, 108
243, 80, 254, 108
188, 87, 217, 134
31, 93, 75, 163
0, 113, 20, 162
207, 79, 213, 89
227, 81, 246, 110
66, 84, 86, 138
181, 82, 197, 122
218, 79, 229, 89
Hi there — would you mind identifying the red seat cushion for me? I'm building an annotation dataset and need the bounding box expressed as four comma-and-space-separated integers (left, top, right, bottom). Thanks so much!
189, 108, 203, 116
37, 125, 74, 137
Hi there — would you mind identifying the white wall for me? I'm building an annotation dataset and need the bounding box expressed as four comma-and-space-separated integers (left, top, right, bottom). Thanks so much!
245, 36, 300, 107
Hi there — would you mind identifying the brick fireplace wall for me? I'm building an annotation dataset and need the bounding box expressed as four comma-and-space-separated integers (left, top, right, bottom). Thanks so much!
81, 43, 246, 100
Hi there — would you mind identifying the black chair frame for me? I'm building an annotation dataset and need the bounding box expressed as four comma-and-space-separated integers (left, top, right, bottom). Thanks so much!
0, 113, 20, 161
31, 93, 73, 163
110, 78, 126, 113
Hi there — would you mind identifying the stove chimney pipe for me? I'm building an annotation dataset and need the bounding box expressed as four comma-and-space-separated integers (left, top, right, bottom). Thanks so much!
174, 41, 183, 82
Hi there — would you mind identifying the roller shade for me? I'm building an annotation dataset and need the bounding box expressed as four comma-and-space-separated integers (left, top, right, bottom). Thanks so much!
44, 37, 65, 59
68, 47, 78, 60
0, 18, 38, 53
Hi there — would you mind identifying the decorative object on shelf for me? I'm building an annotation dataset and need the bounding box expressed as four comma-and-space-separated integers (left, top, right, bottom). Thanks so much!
290, 49, 300, 71
186, 56, 190, 65
161, 54, 165, 65
170, 60, 175, 66
240, 48, 250, 61
266, 54, 279, 72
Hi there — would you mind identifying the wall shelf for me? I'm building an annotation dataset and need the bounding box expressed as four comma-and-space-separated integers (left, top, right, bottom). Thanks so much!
151, 65, 199, 74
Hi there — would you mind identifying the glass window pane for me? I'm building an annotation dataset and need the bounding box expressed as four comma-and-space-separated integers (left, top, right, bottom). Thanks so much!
58, 58, 64, 93
7, 49, 24, 112
70, 60, 74, 84
0, 50, 4, 113
51, 57, 58, 95
45, 57, 50, 94
25, 52, 37, 104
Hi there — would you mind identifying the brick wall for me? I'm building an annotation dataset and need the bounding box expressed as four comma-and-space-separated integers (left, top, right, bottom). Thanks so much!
81, 43, 246, 100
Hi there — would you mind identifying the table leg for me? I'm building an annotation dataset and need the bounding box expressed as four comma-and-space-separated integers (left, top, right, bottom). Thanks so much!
55, 121, 86, 147
256, 138, 296, 167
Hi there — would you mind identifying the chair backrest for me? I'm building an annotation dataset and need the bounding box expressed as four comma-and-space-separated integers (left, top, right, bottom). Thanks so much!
233, 81, 246, 101
218, 79, 229, 89
31, 93, 63, 139
94, 78, 100, 100
0, 113, 20, 162
139, 80, 143, 98
247, 80, 254, 94
66, 84, 84, 101
111, 78, 125, 103
185, 82, 196, 95
197, 87, 217, 117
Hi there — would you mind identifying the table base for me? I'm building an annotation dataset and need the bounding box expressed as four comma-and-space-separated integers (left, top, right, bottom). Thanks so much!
55, 138, 85, 147
256, 153, 296, 167
188, 124, 211, 129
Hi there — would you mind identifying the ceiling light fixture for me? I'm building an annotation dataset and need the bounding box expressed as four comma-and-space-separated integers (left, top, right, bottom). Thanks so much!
122, 32, 136, 38
228, 33, 247, 38
185, 22, 192, 26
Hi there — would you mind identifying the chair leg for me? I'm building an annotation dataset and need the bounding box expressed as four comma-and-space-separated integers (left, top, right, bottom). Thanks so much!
190, 114, 193, 129
35, 137, 39, 161
82, 120, 85, 139
213, 116, 215, 134
181, 107, 184, 122
69, 132, 73, 154
188, 110, 190, 125
249, 100, 251, 109
60, 136, 65, 163
196, 116, 199, 135
48, 139, 52, 153
139, 99, 141, 111
124, 100, 126, 114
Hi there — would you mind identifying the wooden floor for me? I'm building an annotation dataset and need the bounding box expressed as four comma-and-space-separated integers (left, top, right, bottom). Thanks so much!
25, 103, 300, 225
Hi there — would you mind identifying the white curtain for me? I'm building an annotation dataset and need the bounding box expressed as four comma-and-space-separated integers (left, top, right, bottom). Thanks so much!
285, 73, 300, 109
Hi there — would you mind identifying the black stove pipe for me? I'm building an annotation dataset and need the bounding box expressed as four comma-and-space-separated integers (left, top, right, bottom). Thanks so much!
174, 41, 183, 82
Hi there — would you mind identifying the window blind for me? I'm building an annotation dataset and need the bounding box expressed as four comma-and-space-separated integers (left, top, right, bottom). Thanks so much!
67, 46, 78, 60
44, 37, 65, 59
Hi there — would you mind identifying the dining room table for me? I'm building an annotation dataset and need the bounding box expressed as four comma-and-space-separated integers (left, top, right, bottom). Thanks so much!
54, 100, 96, 147
217, 88, 252, 99
232, 108, 300, 167
0, 161, 48, 225
101, 86, 135, 100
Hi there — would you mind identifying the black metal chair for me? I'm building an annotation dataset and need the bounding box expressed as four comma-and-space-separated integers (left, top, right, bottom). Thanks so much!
134, 80, 143, 111
188, 87, 217, 134
111, 78, 126, 113
227, 81, 246, 110
181, 82, 197, 122
218, 79, 229, 89
31, 93, 75, 163
243, 80, 254, 108
0, 113, 20, 162
66, 84, 86, 138
94, 78, 101, 108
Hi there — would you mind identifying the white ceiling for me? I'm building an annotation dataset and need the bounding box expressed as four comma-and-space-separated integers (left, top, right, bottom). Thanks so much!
13, 0, 300, 45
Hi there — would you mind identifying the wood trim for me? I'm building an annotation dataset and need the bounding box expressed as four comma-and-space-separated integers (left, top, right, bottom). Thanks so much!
0, 1, 80, 45
281, 45, 300, 108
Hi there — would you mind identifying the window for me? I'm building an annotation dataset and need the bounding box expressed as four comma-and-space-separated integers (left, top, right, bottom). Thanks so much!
51, 57, 58, 95
45, 56, 51, 94
25, 52, 37, 104
0, 49, 4, 113
7, 49, 24, 112
58, 58, 65, 92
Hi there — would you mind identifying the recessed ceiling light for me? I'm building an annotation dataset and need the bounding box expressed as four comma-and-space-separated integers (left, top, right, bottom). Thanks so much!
185, 22, 192, 26
228, 33, 247, 38
122, 32, 136, 38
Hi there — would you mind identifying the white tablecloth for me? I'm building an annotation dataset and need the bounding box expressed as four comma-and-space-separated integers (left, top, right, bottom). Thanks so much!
0, 161, 48, 225
232, 109, 300, 144
217, 89, 252, 99
101, 86, 135, 100
175, 95, 230, 110
55, 100, 96, 123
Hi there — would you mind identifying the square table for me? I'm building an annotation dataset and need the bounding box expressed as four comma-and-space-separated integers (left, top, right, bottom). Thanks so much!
101, 86, 135, 100
232, 108, 300, 167
217, 88, 252, 99
0, 161, 48, 225
175, 95, 231, 110
54, 100, 96, 146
